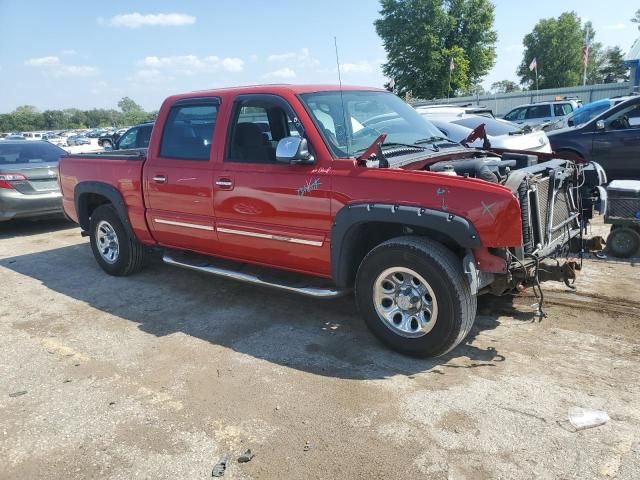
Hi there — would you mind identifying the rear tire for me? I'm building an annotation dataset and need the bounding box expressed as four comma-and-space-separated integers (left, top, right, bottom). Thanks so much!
607, 227, 640, 258
89, 204, 145, 276
355, 236, 476, 357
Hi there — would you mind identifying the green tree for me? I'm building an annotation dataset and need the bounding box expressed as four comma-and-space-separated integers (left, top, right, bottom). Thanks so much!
491, 80, 520, 93
517, 12, 586, 88
118, 96, 152, 125
632, 9, 640, 30
600, 46, 629, 82
375, 0, 497, 98
42, 110, 66, 130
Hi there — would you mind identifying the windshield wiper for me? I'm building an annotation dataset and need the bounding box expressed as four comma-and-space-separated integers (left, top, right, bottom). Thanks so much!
380, 141, 428, 150
414, 136, 459, 146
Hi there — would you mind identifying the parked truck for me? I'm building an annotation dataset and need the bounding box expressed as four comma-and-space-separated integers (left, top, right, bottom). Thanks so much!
59, 85, 601, 357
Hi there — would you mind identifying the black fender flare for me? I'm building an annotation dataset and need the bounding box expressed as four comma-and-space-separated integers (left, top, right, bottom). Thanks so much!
330, 203, 482, 288
74, 181, 135, 238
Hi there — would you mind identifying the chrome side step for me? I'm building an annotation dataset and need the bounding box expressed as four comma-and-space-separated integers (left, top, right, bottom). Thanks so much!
163, 252, 347, 299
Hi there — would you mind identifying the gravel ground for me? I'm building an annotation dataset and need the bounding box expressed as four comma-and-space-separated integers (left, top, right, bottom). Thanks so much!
0, 217, 638, 479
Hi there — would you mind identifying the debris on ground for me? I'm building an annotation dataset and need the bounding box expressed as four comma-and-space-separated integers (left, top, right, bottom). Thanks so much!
303, 441, 312, 452
212, 454, 228, 477
238, 449, 255, 463
8, 390, 27, 398
568, 407, 610, 431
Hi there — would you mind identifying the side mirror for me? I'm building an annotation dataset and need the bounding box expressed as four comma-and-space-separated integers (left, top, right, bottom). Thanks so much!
275, 136, 315, 164
596, 120, 605, 131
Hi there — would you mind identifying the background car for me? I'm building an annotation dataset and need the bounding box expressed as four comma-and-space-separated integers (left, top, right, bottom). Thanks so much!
502, 100, 578, 128
413, 104, 495, 118
424, 115, 552, 153
0, 140, 66, 221
416, 105, 552, 152
106, 123, 153, 150
66, 135, 91, 146
547, 96, 640, 180
42, 134, 67, 147
544, 95, 638, 132
4, 134, 26, 140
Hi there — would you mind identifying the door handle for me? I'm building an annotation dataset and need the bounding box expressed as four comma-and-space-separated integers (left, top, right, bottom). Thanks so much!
152, 175, 167, 184
216, 178, 234, 189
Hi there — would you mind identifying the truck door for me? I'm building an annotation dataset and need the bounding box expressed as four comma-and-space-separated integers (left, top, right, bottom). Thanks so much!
143, 97, 221, 253
212, 94, 332, 276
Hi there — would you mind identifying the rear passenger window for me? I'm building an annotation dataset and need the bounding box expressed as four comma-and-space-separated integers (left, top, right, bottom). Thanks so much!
526, 105, 551, 119
160, 102, 219, 160
554, 103, 572, 116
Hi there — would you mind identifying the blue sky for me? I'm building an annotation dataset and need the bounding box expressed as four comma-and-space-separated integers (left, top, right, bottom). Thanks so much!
0, 0, 638, 112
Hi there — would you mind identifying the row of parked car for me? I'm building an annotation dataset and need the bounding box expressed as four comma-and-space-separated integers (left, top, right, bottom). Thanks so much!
414, 93, 640, 180
0, 126, 132, 148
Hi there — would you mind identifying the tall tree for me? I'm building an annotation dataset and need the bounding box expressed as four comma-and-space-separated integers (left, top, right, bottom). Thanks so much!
600, 46, 629, 82
375, 0, 497, 98
632, 9, 640, 30
517, 12, 586, 89
491, 80, 520, 93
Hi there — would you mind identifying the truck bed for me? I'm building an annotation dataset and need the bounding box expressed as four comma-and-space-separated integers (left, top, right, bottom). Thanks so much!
58, 149, 154, 243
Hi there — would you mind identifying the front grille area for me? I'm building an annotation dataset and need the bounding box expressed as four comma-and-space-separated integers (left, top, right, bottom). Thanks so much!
519, 169, 579, 254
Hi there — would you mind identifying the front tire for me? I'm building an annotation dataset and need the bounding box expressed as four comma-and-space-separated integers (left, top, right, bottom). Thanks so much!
607, 227, 640, 258
89, 204, 146, 276
355, 236, 476, 357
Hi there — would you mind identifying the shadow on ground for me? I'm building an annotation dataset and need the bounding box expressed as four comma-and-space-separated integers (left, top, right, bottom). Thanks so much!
0, 217, 75, 239
0, 227, 538, 380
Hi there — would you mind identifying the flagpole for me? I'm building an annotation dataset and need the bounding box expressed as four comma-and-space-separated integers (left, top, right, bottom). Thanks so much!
583, 23, 589, 86
447, 60, 452, 101
535, 65, 539, 102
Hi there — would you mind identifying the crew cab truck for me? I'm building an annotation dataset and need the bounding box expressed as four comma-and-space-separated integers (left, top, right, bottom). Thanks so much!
59, 85, 589, 357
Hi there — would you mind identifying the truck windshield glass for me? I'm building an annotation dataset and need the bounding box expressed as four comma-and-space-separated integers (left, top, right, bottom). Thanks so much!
300, 91, 444, 157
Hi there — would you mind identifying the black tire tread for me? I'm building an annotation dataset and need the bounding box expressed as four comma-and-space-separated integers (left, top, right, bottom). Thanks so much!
356, 235, 476, 357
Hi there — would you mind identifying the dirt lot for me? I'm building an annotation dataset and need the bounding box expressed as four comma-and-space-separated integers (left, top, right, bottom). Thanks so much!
0, 218, 638, 479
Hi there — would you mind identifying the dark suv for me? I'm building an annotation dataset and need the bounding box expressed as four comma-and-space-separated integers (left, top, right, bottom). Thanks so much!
547, 96, 640, 180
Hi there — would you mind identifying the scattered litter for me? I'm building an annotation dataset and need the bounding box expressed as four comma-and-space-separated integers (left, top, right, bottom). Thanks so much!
63, 379, 72, 383
108, 401, 116, 406
568, 407, 610, 431
274, 405, 280, 411
73, 363, 80, 367
303, 441, 312, 452
237, 449, 255, 463
212, 454, 228, 477
8, 390, 27, 398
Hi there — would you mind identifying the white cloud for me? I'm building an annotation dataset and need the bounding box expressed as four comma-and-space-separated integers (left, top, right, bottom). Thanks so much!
221, 57, 244, 72
602, 22, 626, 31
267, 48, 318, 67
340, 61, 374, 73
25, 56, 60, 67
24, 56, 97, 77
139, 55, 244, 75
263, 67, 297, 79
104, 12, 196, 28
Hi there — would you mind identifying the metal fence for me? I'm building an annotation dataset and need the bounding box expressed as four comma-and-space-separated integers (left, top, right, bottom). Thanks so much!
412, 82, 634, 116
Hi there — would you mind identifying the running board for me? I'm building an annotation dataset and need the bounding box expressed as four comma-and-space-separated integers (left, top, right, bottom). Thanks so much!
163, 252, 347, 299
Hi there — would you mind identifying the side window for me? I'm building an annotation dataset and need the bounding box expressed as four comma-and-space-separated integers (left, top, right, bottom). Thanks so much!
606, 103, 640, 130
226, 96, 300, 164
505, 108, 525, 121
526, 105, 551, 119
554, 104, 571, 117
118, 128, 137, 149
137, 125, 152, 148
160, 102, 218, 160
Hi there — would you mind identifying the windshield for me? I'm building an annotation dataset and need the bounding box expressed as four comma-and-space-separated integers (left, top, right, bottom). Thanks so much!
568, 100, 612, 126
299, 90, 444, 157
0, 142, 66, 166
451, 116, 521, 136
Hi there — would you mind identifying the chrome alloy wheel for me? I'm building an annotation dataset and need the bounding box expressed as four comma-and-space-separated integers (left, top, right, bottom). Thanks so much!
96, 220, 120, 264
373, 267, 438, 338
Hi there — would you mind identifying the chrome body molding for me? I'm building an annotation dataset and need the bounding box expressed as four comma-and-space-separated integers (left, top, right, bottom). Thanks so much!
154, 218, 214, 231
217, 227, 323, 247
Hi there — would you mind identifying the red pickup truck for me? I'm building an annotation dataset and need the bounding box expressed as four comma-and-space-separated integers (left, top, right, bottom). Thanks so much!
59, 84, 597, 357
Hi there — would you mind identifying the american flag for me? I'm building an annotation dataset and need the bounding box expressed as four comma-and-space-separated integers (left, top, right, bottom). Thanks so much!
582, 45, 589, 66
449, 58, 455, 71
529, 57, 537, 71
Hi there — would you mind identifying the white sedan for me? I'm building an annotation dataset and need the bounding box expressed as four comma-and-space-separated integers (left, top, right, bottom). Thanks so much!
418, 113, 552, 153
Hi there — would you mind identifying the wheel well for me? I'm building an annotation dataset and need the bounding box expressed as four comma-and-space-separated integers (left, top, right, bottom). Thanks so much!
338, 221, 465, 288
78, 193, 111, 230
554, 148, 584, 162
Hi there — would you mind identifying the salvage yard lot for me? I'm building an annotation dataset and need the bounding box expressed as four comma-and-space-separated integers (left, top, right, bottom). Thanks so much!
1, 219, 639, 479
